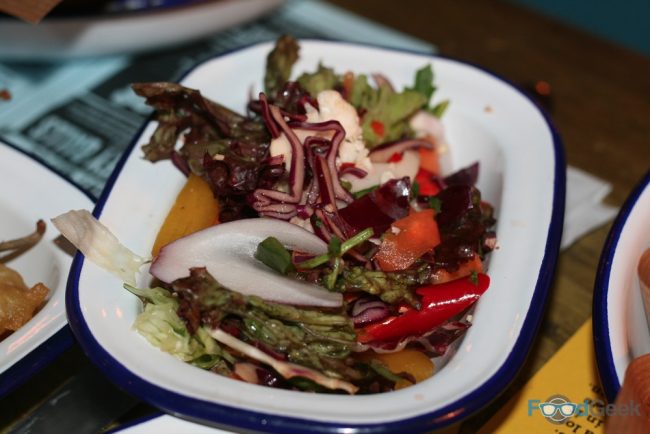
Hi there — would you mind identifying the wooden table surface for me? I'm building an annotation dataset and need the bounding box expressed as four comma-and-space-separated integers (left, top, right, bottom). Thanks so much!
2, 1, 648, 433
327, 0, 649, 431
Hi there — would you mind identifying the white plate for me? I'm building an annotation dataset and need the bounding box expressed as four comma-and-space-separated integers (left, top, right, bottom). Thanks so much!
0, 0, 283, 59
594, 172, 650, 402
68, 40, 565, 432
110, 413, 227, 434
0, 141, 93, 397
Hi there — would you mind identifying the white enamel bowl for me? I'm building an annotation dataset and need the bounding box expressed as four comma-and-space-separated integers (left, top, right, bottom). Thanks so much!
67, 40, 565, 432
594, 172, 650, 402
0, 141, 93, 397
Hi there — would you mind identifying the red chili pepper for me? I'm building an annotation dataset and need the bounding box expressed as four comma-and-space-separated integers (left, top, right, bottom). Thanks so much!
371, 120, 385, 138
356, 273, 490, 344
387, 152, 403, 163
415, 168, 441, 196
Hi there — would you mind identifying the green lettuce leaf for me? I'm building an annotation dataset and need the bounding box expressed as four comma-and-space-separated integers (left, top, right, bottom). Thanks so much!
297, 63, 339, 96
126, 284, 228, 369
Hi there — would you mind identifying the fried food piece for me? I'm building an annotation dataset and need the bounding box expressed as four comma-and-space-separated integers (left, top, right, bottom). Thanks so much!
0, 263, 49, 333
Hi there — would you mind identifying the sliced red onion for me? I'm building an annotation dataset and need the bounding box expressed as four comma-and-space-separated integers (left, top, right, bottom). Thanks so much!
150, 219, 342, 307
252, 203, 297, 220
368, 139, 433, 163
351, 298, 390, 326
267, 154, 285, 166
279, 107, 307, 122
258, 93, 280, 139
305, 179, 320, 207
296, 204, 313, 219
289, 120, 353, 203
251, 104, 306, 211
339, 165, 368, 178
271, 105, 305, 201
292, 251, 317, 265
311, 209, 333, 242
314, 155, 336, 207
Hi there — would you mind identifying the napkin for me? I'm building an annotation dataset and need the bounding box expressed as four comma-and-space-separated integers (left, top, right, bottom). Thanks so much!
0, 0, 62, 24
562, 166, 618, 249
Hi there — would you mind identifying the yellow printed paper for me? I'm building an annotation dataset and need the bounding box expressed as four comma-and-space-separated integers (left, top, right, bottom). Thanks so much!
479, 319, 606, 434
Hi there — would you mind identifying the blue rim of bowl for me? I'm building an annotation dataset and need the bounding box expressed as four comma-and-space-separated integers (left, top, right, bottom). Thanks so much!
66, 39, 566, 433
593, 171, 650, 403
0, 139, 95, 399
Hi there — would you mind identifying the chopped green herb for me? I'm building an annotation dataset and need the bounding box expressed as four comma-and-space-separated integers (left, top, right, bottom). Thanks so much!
328, 236, 342, 256
411, 180, 420, 199
352, 185, 379, 199
469, 270, 479, 285
300, 228, 374, 270
255, 237, 295, 275
340, 179, 353, 192
341, 228, 374, 254
429, 197, 442, 213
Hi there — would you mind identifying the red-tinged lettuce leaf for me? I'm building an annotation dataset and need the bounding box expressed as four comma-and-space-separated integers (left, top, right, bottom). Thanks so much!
338, 177, 411, 235
132, 82, 269, 163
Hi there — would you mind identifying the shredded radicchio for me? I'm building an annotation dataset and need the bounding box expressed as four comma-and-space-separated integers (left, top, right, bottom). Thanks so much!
250, 96, 362, 244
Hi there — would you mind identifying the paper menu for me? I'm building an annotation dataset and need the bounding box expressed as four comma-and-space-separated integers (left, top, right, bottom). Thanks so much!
479, 319, 606, 434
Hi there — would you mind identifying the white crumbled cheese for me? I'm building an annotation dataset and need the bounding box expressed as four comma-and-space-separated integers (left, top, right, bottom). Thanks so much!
269, 134, 292, 169
379, 169, 397, 185
314, 90, 361, 139
338, 140, 372, 172
269, 90, 371, 172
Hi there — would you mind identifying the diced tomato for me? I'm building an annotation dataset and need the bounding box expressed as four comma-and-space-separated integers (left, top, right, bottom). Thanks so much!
431, 254, 484, 284
415, 168, 441, 196
375, 209, 440, 271
371, 120, 385, 138
418, 140, 440, 175
388, 152, 403, 163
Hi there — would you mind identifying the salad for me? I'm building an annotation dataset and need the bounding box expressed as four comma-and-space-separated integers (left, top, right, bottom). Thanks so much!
56, 36, 496, 395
